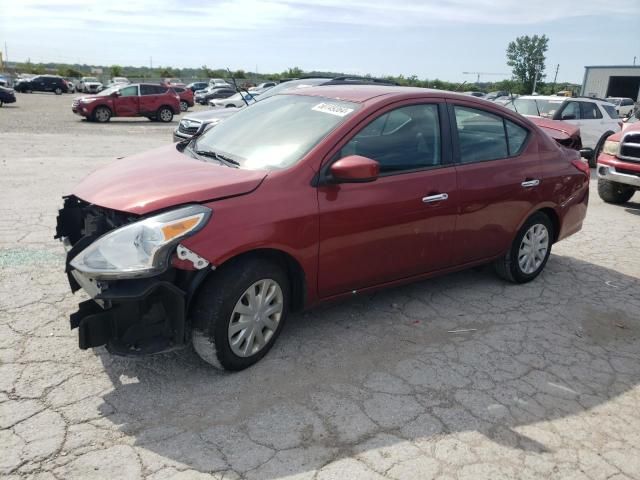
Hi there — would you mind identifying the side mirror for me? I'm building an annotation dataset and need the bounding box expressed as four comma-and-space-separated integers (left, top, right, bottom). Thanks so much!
579, 148, 594, 160
329, 155, 379, 183
561, 114, 576, 120
110, 91, 121, 97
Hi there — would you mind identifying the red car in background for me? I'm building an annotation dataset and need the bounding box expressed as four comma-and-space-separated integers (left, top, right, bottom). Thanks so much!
596, 121, 640, 203
172, 86, 195, 112
72, 83, 181, 122
57, 86, 589, 371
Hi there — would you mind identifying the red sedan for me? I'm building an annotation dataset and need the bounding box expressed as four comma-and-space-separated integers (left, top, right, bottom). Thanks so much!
56, 86, 589, 370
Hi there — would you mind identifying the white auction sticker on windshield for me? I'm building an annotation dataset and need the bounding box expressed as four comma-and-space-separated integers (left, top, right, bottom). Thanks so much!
312, 103, 354, 117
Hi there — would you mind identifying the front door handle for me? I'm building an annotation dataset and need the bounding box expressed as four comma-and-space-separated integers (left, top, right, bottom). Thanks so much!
521, 179, 540, 188
422, 193, 449, 203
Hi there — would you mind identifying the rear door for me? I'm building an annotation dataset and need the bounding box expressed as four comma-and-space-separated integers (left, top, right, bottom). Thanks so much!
448, 101, 541, 265
139, 84, 168, 115
113, 85, 139, 117
317, 100, 459, 297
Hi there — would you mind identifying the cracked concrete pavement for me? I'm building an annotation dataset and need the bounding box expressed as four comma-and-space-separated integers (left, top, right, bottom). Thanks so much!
1, 93, 640, 479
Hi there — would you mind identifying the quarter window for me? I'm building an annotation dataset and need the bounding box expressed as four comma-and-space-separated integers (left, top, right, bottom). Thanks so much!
505, 120, 528, 155
339, 104, 442, 173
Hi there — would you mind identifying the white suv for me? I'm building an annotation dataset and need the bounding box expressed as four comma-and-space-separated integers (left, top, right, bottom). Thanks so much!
506, 96, 621, 166
606, 97, 636, 117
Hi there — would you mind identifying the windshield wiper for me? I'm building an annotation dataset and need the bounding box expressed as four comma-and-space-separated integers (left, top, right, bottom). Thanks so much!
193, 149, 240, 167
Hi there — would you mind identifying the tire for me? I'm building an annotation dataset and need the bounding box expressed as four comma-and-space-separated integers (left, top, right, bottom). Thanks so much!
179, 100, 189, 112
0, 100, 3, 107
597, 179, 635, 204
191, 256, 290, 371
92, 106, 111, 123
54, 87, 62, 95
590, 132, 614, 168
494, 212, 553, 284
157, 106, 173, 123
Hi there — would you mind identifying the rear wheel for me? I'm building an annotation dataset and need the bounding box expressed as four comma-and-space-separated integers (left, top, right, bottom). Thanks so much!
191, 257, 290, 371
157, 106, 173, 123
495, 212, 553, 283
179, 100, 189, 112
93, 106, 111, 123
597, 179, 635, 204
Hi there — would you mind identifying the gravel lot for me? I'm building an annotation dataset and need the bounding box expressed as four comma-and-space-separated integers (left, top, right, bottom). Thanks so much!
1, 92, 640, 480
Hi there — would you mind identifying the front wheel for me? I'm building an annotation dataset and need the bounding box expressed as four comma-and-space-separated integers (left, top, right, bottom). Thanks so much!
598, 179, 635, 204
191, 257, 290, 371
93, 106, 111, 123
179, 100, 188, 112
157, 106, 173, 123
54, 87, 62, 95
495, 212, 553, 283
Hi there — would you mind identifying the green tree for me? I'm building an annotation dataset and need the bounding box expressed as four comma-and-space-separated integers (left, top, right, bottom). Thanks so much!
234, 69, 246, 78
110, 65, 123, 77
282, 66, 303, 78
506, 34, 549, 94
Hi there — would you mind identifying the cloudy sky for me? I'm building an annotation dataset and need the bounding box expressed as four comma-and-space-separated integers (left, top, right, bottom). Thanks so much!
2, 0, 639, 82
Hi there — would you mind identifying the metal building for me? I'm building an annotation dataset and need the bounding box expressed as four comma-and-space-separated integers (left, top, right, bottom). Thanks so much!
581, 65, 640, 100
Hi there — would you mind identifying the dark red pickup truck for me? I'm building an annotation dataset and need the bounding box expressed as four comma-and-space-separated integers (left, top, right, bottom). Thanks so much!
72, 83, 181, 122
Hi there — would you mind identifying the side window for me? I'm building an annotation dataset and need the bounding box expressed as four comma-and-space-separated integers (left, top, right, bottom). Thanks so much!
119, 86, 138, 97
505, 120, 529, 155
454, 106, 508, 163
602, 104, 619, 119
581, 102, 602, 119
140, 85, 166, 95
559, 101, 581, 120
339, 104, 441, 173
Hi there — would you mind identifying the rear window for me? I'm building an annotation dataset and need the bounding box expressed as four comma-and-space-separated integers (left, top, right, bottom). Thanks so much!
141, 85, 168, 95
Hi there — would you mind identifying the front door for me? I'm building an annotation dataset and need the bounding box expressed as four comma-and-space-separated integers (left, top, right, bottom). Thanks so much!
113, 85, 139, 117
448, 102, 541, 264
317, 101, 458, 298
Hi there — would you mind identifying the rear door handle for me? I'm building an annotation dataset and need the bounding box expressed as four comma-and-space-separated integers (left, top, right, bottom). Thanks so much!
521, 179, 540, 188
422, 193, 449, 203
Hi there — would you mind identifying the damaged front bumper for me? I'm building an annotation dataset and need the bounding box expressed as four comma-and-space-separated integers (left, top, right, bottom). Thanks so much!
55, 196, 209, 356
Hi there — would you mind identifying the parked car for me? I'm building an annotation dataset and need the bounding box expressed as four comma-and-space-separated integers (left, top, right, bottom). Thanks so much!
111, 77, 130, 85
174, 76, 400, 142
0, 86, 16, 106
72, 83, 181, 123
485, 91, 509, 101
78, 77, 103, 94
187, 82, 208, 93
173, 86, 194, 112
0, 76, 9, 87
528, 117, 583, 152
209, 91, 259, 108
506, 95, 621, 167
606, 97, 636, 117
596, 121, 639, 204
163, 78, 185, 88
13, 75, 69, 95
195, 86, 235, 105
463, 91, 486, 97
57, 86, 589, 370
209, 78, 231, 88
249, 82, 277, 91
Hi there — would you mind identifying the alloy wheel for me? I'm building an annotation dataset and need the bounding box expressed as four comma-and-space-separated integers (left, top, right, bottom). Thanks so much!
160, 108, 172, 121
518, 223, 549, 274
228, 279, 283, 358
95, 108, 110, 122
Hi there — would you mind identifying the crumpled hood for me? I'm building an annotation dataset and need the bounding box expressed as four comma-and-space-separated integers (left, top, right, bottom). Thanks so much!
73, 144, 267, 215
528, 116, 579, 141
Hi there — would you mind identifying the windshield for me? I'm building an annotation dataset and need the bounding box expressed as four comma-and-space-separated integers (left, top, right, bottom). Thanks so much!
257, 79, 328, 101
84, 77, 98, 82
606, 98, 621, 106
97, 86, 120, 96
192, 95, 359, 170
510, 98, 564, 117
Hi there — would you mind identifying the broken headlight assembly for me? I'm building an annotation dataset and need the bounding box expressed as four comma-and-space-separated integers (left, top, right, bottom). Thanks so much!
70, 205, 211, 279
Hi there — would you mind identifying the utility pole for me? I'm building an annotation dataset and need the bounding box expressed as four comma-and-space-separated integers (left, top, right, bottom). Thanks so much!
634, 56, 637, 66
551, 64, 559, 92
4, 42, 7, 65
532, 65, 541, 94
150, 56, 153, 69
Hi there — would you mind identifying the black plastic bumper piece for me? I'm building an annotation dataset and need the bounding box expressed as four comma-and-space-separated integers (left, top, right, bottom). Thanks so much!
70, 280, 186, 353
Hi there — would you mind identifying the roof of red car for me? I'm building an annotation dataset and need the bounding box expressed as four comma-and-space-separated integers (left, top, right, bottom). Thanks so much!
284, 85, 475, 103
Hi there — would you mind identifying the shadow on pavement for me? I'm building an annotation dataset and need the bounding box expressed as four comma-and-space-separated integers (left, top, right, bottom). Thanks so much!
96, 253, 640, 477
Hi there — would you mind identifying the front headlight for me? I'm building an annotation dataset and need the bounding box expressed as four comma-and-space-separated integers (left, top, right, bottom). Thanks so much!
80, 98, 97, 104
70, 205, 211, 279
602, 140, 619, 156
